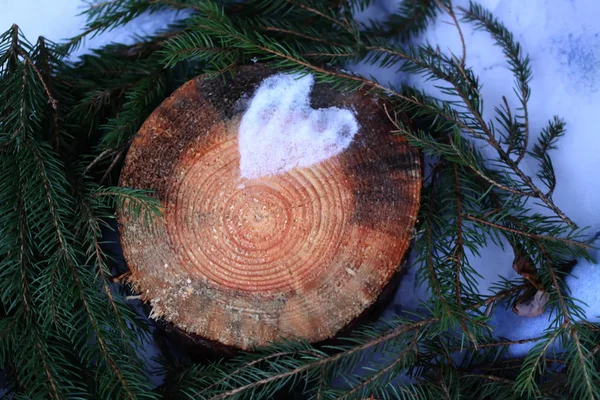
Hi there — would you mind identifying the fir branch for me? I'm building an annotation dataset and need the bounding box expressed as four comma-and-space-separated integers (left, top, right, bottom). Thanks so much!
460, 1, 531, 164
284, 0, 355, 35
452, 164, 476, 346
333, 333, 419, 400
16, 46, 58, 111
514, 328, 564, 397
33, 334, 63, 400
192, 318, 436, 399
363, 0, 440, 40
530, 116, 566, 198
93, 186, 163, 226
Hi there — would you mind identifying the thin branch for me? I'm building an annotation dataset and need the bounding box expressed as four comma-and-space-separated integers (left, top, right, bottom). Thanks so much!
569, 329, 596, 398
285, 0, 352, 33
111, 270, 131, 283
477, 336, 543, 348
464, 215, 589, 249
302, 52, 357, 58
83, 148, 115, 176
35, 336, 62, 400
475, 374, 514, 384
435, 0, 466, 67
195, 350, 324, 399
149, 0, 201, 11
100, 149, 125, 184
447, 139, 533, 196
263, 26, 344, 47
536, 241, 570, 325
448, 49, 573, 227
17, 48, 58, 110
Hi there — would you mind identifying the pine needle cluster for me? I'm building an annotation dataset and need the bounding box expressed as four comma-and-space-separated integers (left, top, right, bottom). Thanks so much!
1, 0, 598, 399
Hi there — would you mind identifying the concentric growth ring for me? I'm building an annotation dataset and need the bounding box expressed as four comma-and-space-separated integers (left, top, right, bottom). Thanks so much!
118, 65, 422, 349
167, 132, 352, 293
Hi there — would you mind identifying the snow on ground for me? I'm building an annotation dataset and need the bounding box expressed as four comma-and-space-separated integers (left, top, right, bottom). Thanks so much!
2, 0, 599, 369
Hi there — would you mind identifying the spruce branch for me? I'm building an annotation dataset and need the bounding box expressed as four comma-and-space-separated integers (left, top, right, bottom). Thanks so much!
362, 0, 440, 40
460, 1, 531, 164
530, 116, 566, 198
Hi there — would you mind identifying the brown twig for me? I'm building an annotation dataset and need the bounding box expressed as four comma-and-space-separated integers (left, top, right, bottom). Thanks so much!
435, 0, 466, 67
301, 52, 357, 58
285, 0, 353, 33
263, 26, 345, 47
111, 270, 132, 284
463, 215, 589, 249
447, 139, 533, 196
84, 148, 115, 176
17, 48, 58, 111
477, 336, 543, 348
35, 336, 62, 400
196, 351, 323, 399
100, 149, 125, 184
475, 374, 515, 384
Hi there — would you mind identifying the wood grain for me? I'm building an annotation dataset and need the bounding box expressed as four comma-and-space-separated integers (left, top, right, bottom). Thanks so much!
118, 65, 421, 349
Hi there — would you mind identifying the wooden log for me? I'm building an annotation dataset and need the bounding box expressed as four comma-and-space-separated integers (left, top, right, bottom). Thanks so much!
118, 65, 421, 350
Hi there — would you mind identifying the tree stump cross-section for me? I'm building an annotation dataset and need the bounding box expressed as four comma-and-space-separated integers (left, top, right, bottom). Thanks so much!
118, 65, 421, 350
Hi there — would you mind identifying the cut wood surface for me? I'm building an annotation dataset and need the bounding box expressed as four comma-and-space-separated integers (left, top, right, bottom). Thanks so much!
118, 65, 421, 349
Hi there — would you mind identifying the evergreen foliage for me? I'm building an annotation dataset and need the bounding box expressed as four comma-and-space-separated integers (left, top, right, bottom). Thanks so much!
1, 0, 598, 398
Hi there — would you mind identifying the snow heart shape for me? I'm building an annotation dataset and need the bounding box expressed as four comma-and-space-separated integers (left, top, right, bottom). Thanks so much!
238, 73, 359, 179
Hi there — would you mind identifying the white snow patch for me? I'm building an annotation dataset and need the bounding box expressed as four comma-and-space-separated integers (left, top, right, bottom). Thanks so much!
238, 73, 359, 179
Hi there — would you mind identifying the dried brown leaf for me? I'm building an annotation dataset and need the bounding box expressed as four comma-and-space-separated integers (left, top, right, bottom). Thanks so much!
513, 289, 549, 318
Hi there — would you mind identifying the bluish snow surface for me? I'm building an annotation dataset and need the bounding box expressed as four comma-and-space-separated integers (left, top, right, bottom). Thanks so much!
2, 0, 599, 386
359, 0, 600, 357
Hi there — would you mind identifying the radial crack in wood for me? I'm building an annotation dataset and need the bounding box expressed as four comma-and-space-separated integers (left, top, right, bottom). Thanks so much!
118, 65, 421, 349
